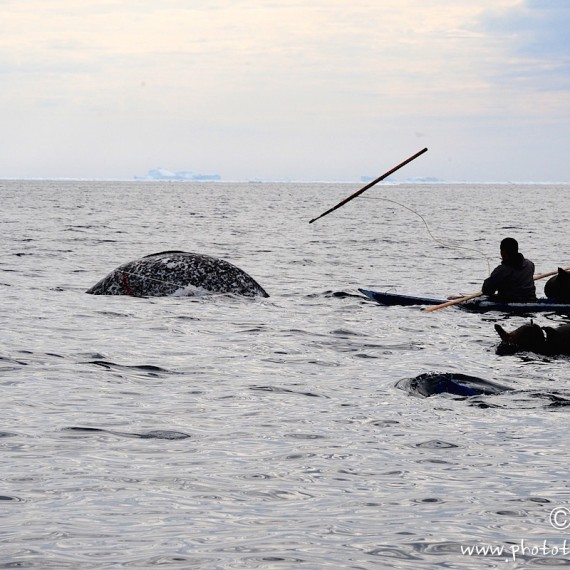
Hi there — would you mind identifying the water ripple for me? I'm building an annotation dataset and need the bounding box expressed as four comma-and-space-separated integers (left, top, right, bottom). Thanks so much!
62, 427, 192, 440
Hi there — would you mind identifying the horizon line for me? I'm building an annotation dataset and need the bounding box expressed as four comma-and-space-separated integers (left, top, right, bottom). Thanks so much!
1, 177, 569, 185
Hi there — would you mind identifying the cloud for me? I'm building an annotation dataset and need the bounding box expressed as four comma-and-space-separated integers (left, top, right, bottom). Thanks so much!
479, 0, 570, 89
0, 1, 568, 181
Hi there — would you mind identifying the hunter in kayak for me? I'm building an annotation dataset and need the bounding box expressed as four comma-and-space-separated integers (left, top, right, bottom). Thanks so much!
482, 237, 536, 302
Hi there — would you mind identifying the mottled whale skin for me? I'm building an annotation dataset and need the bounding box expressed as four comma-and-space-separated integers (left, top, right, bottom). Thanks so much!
86, 251, 269, 298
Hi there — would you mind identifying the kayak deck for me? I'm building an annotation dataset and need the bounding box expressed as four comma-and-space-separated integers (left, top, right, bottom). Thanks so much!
358, 288, 570, 314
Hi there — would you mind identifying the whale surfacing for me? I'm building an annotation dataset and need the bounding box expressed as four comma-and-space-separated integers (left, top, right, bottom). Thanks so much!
396, 372, 511, 398
86, 251, 269, 298
495, 320, 570, 356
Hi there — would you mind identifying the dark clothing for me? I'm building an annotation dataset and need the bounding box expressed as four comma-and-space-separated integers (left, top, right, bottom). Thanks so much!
482, 253, 536, 302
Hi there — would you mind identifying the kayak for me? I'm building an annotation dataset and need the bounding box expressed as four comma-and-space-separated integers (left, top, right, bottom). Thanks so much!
358, 288, 570, 314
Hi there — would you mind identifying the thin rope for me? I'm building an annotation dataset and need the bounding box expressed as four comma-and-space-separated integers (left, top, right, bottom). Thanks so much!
367, 196, 492, 275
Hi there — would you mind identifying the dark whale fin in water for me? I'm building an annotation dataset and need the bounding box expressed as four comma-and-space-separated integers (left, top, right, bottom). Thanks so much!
495, 319, 548, 355
545, 267, 570, 301
396, 372, 512, 398
86, 251, 269, 298
494, 324, 511, 343
494, 320, 570, 356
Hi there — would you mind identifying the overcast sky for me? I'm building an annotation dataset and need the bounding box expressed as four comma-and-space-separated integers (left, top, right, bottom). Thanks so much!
1, 0, 569, 181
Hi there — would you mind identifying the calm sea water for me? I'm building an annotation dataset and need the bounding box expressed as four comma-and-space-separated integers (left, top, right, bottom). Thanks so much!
1, 180, 569, 569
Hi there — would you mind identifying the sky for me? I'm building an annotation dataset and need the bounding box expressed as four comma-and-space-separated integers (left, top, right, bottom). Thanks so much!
1, 0, 569, 182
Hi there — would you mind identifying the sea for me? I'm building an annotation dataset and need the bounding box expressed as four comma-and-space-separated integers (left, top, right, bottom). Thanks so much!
1, 179, 569, 569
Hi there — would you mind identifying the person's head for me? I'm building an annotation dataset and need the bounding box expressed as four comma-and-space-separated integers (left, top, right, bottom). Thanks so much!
500, 237, 518, 261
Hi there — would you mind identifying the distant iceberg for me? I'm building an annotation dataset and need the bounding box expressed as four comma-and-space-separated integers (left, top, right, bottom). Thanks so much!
360, 175, 441, 184
135, 168, 221, 181
404, 176, 441, 183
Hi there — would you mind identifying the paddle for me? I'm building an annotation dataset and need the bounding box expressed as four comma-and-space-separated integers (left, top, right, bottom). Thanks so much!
423, 265, 570, 313
309, 147, 428, 224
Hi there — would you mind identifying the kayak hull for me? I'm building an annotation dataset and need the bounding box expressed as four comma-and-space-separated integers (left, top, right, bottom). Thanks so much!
359, 289, 570, 314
